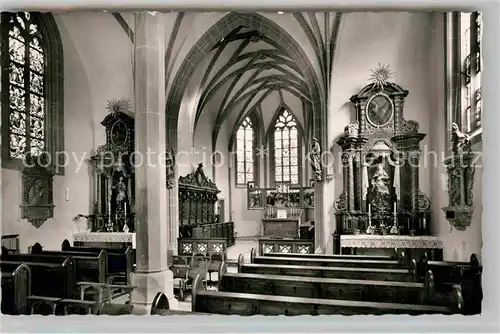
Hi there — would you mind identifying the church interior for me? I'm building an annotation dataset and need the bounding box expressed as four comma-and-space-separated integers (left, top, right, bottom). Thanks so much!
1, 11, 483, 316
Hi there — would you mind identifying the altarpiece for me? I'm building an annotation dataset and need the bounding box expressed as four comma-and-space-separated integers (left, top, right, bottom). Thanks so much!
333, 69, 431, 252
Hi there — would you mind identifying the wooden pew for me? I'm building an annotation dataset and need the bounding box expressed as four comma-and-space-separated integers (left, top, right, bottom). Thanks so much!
192, 274, 458, 315
0, 256, 75, 314
177, 238, 227, 280
252, 254, 403, 269
61, 239, 134, 285
170, 254, 208, 301
0, 255, 75, 298
218, 261, 443, 306
30, 243, 107, 284
150, 292, 208, 315
1, 262, 31, 314
238, 255, 415, 282
258, 250, 393, 261
413, 253, 482, 315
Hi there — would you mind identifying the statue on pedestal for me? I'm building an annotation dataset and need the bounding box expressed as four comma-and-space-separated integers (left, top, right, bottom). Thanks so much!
308, 137, 322, 181
114, 176, 127, 211
369, 161, 390, 212
451, 122, 471, 154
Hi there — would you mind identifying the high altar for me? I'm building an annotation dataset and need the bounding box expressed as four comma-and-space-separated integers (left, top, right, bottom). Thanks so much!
332, 72, 442, 259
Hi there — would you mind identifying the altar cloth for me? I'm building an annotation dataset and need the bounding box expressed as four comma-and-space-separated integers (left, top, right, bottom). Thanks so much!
73, 232, 136, 248
340, 235, 443, 249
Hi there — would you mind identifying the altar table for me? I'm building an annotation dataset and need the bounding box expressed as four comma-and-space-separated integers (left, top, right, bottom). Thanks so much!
339, 235, 443, 261
73, 232, 136, 249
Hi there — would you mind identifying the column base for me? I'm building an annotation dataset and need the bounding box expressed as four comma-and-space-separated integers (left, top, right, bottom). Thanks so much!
130, 269, 178, 314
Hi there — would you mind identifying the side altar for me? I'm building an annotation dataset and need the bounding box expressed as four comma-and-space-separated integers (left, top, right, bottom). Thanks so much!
333, 67, 437, 255
72, 100, 137, 248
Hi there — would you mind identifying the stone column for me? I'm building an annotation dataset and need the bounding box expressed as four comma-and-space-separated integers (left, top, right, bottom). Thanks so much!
130, 12, 177, 313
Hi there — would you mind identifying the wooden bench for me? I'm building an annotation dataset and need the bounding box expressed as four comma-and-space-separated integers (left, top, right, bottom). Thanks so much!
238, 255, 415, 282
177, 237, 227, 281
0, 255, 75, 298
251, 253, 403, 270
61, 239, 135, 285
170, 255, 208, 301
150, 292, 207, 315
218, 261, 442, 306
1, 262, 31, 314
0, 257, 75, 315
413, 253, 482, 315
257, 248, 394, 261
191, 274, 457, 315
29, 244, 107, 284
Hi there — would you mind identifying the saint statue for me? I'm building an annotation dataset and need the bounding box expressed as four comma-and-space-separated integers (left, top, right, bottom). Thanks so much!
308, 137, 322, 181
451, 122, 471, 154
369, 162, 391, 212
371, 162, 390, 195
114, 176, 127, 211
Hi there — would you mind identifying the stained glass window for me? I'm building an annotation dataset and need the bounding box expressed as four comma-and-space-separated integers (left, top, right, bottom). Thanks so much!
460, 12, 482, 134
4, 12, 46, 159
236, 117, 255, 185
274, 109, 300, 184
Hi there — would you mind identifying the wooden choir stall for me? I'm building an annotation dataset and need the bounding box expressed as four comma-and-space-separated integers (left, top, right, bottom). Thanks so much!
178, 163, 235, 247
333, 80, 443, 260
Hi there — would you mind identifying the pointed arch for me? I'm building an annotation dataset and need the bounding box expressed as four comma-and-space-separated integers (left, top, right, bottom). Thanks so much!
1, 12, 64, 173
166, 12, 323, 152
233, 114, 259, 186
267, 104, 304, 186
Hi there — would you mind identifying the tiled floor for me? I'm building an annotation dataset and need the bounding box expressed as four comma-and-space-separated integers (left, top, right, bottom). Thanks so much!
176, 237, 258, 311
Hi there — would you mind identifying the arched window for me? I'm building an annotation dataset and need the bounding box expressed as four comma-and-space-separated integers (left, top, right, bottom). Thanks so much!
273, 109, 300, 185
1, 12, 64, 171
235, 117, 255, 185
459, 12, 482, 135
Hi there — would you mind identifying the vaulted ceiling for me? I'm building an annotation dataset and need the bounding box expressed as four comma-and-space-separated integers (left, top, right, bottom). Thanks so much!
112, 12, 342, 149
189, 13, 342, 149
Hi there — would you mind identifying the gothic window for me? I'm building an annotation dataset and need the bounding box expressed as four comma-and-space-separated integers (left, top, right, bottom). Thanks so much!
460, 12, 482, 134
273, 109, 300, 185
235, 117, 255, 185
1, 12, 64, 172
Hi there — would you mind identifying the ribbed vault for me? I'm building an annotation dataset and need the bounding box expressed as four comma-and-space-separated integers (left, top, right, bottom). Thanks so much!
166, 12, 342, 154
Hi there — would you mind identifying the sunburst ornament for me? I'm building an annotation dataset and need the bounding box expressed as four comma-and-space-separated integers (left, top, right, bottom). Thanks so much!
106, 98, 131, 116
369, 63, 394, 89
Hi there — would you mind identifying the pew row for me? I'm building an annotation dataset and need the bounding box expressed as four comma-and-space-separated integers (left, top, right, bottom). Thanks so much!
192, 274, 458, 315
61, 239, 135, 285
170, 255, 208, 301
255, 248, 393, 261
1, 263, 31, 314
252, 255, 402, 269
219, 261, 442, 306
412, 253, 482, 315
30, 244, 107, 284
150, 292, 208, 315
238, 255, 415, 282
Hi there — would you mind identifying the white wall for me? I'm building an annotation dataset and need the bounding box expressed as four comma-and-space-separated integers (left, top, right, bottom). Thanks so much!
1, 13, 133, 251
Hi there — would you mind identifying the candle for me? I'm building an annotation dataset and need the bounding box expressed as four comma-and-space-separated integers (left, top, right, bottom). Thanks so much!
368, 204, 371, 214
394, 202, 397, 214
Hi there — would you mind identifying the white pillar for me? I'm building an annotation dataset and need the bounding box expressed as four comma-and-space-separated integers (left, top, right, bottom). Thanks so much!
130, 12, 177, 313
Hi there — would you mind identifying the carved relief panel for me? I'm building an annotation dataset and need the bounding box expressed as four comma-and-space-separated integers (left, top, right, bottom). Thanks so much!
20, 154, 55, 228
